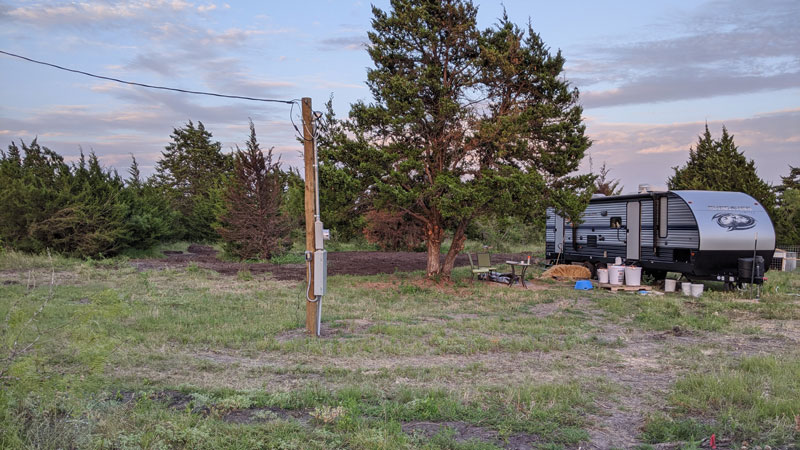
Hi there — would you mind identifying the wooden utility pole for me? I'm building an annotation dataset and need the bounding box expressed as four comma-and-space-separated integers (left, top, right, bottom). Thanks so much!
302, 97, 318, 336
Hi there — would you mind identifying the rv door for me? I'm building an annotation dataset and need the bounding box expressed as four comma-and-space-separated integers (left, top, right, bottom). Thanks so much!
626, 201, 641, 261
554, 214, 565, 254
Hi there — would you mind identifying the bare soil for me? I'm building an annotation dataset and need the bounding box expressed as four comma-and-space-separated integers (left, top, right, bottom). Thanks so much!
402, 421, 543, 449
129, 245, 540, 280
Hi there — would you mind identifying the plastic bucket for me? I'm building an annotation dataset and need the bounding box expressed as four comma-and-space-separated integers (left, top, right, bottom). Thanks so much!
597, 268, 609, 284
608, 265, 625, 285
664, 279, 677, 292
624, 266, 642, 286
681, 282, 692, 296
691, 283, 704, 298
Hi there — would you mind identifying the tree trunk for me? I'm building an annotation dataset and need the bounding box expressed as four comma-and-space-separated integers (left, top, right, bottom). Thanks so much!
441, 221, 468, 280
425, 222, 443, 277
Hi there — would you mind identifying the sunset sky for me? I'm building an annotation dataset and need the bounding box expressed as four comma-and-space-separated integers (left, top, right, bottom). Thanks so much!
1, 0, 798, 192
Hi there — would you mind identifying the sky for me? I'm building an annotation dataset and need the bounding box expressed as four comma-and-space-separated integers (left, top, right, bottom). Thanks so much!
1, 0, 798, 192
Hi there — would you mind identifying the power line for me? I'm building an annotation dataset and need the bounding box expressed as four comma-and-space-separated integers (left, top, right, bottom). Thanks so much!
0, 49, 296, 105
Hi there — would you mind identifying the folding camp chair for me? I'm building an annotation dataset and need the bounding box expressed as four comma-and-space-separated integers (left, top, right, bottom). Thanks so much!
477, 252, 498, 273
467, 252, 497, 281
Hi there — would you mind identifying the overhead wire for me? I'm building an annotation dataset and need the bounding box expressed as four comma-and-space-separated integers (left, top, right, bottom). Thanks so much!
0, 49, 335, 144
0, 49, 296, 105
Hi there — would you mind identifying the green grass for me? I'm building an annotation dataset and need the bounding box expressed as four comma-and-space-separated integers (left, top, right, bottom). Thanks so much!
2, 249, 799, 448
661, 355, 800, 446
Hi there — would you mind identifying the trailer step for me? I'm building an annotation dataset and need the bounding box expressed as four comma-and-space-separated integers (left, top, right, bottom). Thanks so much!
598, 283, 652, 292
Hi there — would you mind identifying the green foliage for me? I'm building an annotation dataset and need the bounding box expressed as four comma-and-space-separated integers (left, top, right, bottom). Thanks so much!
155, 121, 233, 242
466, 215, 544, 252
0, 141, 183, 257
668, 125, 776, 215
640, 414, 711, 444
665, 355, 800, 445
29, 151, 130, 257
0, 141, 135, 257
775, 166, 800, 243
217, 121, 291, 260
0, 139, 70, 253
329, 1, 592, 278
316, 98, 382, 241
121, 157, 181, 250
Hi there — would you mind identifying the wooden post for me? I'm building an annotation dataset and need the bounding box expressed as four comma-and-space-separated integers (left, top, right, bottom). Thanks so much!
302, 97, 318, 336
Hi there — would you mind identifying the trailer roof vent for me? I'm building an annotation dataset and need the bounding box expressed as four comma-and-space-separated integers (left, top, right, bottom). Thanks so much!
638, 184, 667, 194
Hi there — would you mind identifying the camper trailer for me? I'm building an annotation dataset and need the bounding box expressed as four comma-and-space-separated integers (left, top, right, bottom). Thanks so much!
545, 187, 775, 288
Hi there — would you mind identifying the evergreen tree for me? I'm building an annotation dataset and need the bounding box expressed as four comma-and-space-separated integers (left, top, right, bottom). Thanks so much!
0, 139, 70, 252
217, 121, 290, 260
775, 165, 800, 244
29, 151, 129, 257
668, 125, 776, 214
342, 1, 592, 278
776, 165, 800, 193
155, 121, 232, 242
315, 99, 388, 241
591, 158, 623, 196
122, 156, 181, 250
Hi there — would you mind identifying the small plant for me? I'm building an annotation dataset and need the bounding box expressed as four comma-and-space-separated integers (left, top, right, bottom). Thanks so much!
216, 394, 255, 410
236, 270, 253, 281
253, 409, 279, 421
269, 252, 306, 265
310, 405, 346, 424
185, 262, 201, 274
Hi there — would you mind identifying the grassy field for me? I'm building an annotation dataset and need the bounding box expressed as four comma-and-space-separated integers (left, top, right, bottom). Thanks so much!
1, 249, 799, 449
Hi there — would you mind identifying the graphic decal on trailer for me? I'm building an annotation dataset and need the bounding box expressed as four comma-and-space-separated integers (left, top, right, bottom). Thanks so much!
712, 212, 756, 231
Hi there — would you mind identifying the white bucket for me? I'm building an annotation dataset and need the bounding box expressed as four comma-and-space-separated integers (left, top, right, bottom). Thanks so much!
691, 283, 704, 298
681, 282, 692, 296
597, 268, 609, 284
664, 279, 677, 292
624, 266, 642, 286
608, 265, 625, 285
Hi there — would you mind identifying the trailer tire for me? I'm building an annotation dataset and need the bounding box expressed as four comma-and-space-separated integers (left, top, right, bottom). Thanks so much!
644, 269, 667, 281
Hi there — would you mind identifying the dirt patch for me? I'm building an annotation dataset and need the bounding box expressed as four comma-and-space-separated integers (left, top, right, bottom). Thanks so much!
150, 389, 194, 409
110, 389, 309, 425
130, 246, 541, 281
274, 321, 364, 341
402, 421, 541, 449
221, 406, 308, 424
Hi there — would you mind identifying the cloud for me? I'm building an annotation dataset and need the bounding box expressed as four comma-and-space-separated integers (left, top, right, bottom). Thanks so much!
582, 108, 800, 190
0, 0, 196, 26
582, 70, 800, 108
570, 0, 800, 107
318, 36, 366, 51
0, 84, 302, 179
126, 53, 177, 77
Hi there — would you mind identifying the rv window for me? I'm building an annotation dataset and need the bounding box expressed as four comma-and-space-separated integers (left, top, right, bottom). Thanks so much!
610, 217, 622, 229
659, 197, 668, 238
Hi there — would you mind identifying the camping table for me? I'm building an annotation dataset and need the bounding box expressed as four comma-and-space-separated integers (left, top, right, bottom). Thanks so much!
505, 261, 531, 287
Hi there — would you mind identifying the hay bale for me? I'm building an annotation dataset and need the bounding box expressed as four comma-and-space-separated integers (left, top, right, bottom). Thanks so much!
540, 264, 591, 280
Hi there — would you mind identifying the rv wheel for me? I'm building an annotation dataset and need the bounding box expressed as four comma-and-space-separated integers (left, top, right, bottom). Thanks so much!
723, 281, 746, 291
644, 269, 667, 280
